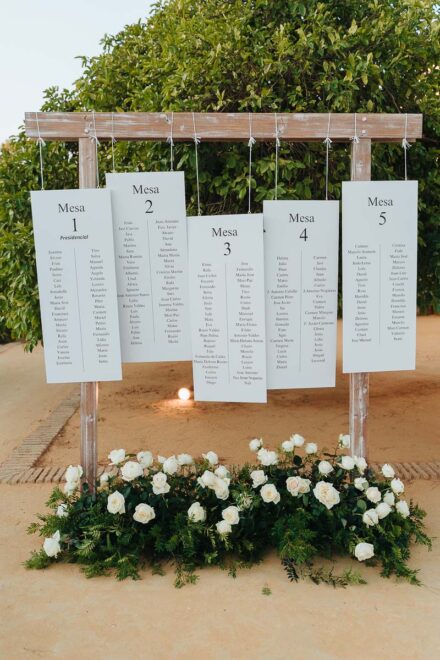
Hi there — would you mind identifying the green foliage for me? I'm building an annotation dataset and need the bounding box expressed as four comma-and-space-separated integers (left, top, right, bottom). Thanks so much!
25, 443, 432, 587
1, 0, 440, 347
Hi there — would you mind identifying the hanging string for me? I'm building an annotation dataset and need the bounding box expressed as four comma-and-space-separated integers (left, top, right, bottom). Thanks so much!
35, 112, 45, 190
110, 112, 116, 173
323, 112, 332, 200
274, 113, 281, 200
90, 111, 100, 187
167, 112, 175, 172
248, 113, 256, 213
192, 112, 201, 216
402, 112, 411, 181
350, 112, 360, 180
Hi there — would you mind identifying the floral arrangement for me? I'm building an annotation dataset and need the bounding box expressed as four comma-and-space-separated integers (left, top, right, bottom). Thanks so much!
26, 433, 431, 587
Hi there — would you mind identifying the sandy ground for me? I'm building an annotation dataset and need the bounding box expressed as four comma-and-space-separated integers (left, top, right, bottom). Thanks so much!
37, 317, 440, 468
0, 343, 74, 464
0, 479, 439, 660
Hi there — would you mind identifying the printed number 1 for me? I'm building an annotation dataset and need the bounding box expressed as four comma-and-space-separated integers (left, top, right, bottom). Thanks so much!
72, 218, 77, 232
224, 242, 231, 256
299, 228, 308, 242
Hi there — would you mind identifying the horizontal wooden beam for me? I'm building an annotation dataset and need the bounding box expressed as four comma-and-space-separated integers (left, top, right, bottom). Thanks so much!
24, 112, 422, 143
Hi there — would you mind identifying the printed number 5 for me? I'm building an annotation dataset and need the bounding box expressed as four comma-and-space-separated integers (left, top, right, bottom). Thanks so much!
224, 242, 231, 256
379, 212, 387, 226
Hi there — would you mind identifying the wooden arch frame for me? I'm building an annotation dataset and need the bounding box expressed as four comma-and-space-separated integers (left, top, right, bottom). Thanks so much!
25, 111, 423, 492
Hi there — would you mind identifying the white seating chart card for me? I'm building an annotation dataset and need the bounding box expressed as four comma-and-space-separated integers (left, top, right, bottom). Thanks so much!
188, 214, 267, 403
342, 181, 418, 373
31, 189, 122, 383
106, 172, 191, 362
264, 201, 339, 389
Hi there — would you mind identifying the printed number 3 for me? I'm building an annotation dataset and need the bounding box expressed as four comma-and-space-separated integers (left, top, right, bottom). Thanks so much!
379, 212, 387, 226
224, 242, 231, 256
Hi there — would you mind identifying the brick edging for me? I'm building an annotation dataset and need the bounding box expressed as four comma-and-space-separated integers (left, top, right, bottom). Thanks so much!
0, 388, 80, 483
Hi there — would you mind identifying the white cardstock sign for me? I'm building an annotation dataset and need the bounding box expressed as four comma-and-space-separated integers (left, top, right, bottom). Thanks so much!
342, 180, 418, 373
31, 189, 122, 383
187, 214, 267, 403
264, 200, 339, 388
106, 172, 191, 362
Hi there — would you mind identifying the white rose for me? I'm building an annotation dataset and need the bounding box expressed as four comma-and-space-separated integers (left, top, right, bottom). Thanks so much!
163, 455, 179, 475
281, 438, 295, 452
363, 509, 379, 527
203, 451, 218, 466
100, 472, 110, 485
354, 542, 375, 562
355, 457, 367, 474
376, 502, 392, 519
354, 477, 369, 492
108, 449, 126, 466
222, 505, 240, 525
260, 483, 280, 504
199, 470, 216, 488
56, 504, 68, 518
313, 481, 340, 510
339, 433, 351, 449
298, 478, 311, 494
64, 465, 83, 483
43, 530, 61, 558
64, 479, 79, 496
216, 520, 232, 536
396, 500, 410, 518
286, 476, 302, 496
249, 438, 263, 452
340, 455, 355, 470
177, 453, 193, 466
250, 470, 267, 488
305, 442, 318, 455
381, 463, 395, 479
188, 502, 206, 523
107, 490, 125, 514
383, 491, 395, 506
137, 451, 153, 468
292, 434, 305, 447
133, 503, 155, 524
215, 465, 229, 479
213, 478, 229, 500
121, 461, 144, 482
158, 455, 166, 464
152, 471, 170, 495
391, 478, 404, 495
366, 486, 381, 503
318, 460, 333, 476
257, 448, 278, 466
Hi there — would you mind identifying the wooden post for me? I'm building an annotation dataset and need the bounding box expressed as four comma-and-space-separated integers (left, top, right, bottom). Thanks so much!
78, 137, 98, 493
349, 138, 371, 459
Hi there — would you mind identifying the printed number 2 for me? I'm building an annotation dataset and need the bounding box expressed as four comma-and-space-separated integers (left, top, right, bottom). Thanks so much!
299, 228, 308, 242
224, 242, 231, 256
145, 199, 153, 213
379, 212, 387, 226
72, 218, 77, 232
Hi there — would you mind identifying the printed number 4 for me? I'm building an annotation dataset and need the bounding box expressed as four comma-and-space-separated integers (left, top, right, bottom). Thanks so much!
379, 212, 387, 226
224, 242, 231, 256
300, 228, 308, 241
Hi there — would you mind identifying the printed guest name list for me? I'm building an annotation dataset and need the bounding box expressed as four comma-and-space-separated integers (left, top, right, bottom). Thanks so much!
106, 172, 191, 362
31, 189, 122, 383
188, 214, 267, 403
342, 181, 418, 373
264, 200, 339, 388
